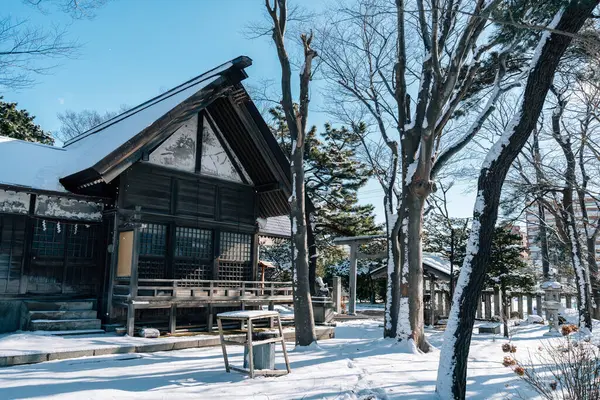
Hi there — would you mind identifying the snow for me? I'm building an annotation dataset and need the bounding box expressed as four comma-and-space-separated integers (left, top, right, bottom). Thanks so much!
0, 137, 68, 192
540, 281, 562, 290
0, 319, 584, 399
527, 314, 544, 323
217, 310, 280, 319
0, 189, 30, 214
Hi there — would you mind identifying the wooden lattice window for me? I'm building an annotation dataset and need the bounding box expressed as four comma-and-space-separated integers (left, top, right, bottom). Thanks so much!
175, 227, 212, 258
218, 231, 252, 282
0, 215, 25, 294
220, 231, 251, 261
139, 223, 167, 279
66, 224, 97, 259
139, 224, 167, 256
32, 220, 64, 257
174, 227, 213, 281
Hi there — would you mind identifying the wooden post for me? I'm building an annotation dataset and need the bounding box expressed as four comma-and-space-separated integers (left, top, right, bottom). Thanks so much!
348, 243, 358, 315
517, 294, 523, 319
565, 294, 572, 308
207, 305, 214, 332
332, 276, 342, 313
247, 319, 254, 379
126, 226, 141, 337
276, 314, 291, 373
484, 293, 492, 320
476, 295, 482, 319
169, 304, 177, 334
536, 295, 543, 317
493, 287, 501, 317
527, 295, 533, 316
429, 275, 436, 326
217, 318, 230, 372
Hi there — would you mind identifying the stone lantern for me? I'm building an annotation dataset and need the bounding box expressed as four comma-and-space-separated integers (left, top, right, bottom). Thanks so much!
541, 281, 563, 336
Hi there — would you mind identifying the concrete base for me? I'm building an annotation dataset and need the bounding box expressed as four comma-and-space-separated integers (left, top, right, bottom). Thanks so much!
0, 326, 336, 368
478, 323, 501, 334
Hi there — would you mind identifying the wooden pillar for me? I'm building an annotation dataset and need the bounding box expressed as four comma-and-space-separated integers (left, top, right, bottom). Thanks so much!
19, 194, 36, 294
517, 294, 523, 318
332, 276, 342, 313
348, 243, 358, 315
527, 295, 533, 316
437, 292, 444, 316
207, 304, 214, 332
169, 304, 177, 334
536, 295, 543, 317
429, 275, 436, 326
484, 294, 492, 320
493, 287, 501, 316
444, 293, 451, 317
565, 294, 572, 308
126, 226, 141, 337
476, 295, 482, 319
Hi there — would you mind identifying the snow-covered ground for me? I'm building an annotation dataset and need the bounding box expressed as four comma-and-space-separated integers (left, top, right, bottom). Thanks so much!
0, 318, 576, 399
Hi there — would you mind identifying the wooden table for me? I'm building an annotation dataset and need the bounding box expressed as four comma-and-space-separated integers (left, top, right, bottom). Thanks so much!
217, 310, 291, 378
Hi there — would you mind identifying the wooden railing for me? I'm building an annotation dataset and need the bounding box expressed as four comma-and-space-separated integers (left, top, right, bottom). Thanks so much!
112, 278, 293, 307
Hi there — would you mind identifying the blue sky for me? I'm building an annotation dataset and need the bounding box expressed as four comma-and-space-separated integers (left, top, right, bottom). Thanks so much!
3, 0, 476, 223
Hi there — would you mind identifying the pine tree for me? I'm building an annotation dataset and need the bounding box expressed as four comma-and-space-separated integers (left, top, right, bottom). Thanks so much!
267, 107, 381, 289
486, 226, 535, 337
0, 97, 53, 145
423, 214, 470, 294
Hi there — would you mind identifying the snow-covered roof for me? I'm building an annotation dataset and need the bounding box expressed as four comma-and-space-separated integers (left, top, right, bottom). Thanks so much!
258, 215, 291, 238
369, 251, 452, 281
0, 137, 68, 192
61, 61, 234, 178
422, 252, 452, 277
0, 58, 247, 193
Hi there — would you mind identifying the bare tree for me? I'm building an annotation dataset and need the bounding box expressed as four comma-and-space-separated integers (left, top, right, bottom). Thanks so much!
56, 105, 129, 142
0, 0, 105, 91
318, 0, 523, 351
437, 2, 599, 398
265, 0, 317, 346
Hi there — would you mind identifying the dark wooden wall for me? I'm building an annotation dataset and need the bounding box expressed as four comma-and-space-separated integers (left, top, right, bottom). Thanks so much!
120, 162, 256, 228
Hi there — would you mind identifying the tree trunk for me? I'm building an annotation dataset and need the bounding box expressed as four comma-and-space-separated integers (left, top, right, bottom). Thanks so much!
404, 189, 432, 351
552, 95, 593, 331
436, 2, 597, 397
532, 130, 551, 279
384, 210, 402, 338
291, 145, 317, 346
306, 202, 317, 296
501, 286, 509, 338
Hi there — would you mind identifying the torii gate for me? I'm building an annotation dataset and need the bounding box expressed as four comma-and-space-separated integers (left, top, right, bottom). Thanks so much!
332, 234, 386, 315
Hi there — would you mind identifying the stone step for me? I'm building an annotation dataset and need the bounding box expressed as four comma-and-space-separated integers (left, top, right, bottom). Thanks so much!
30, 318, 101, 331
25, 300, 95, 312
31, 329, 106, 336
28, 310, 97, 321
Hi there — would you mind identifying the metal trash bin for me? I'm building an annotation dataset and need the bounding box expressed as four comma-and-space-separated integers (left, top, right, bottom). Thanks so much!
244, 331, 278, 370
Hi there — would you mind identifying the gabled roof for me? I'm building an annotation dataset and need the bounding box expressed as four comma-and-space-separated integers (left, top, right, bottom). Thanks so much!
0, 56, 293, 218
60, 56, 253, 188
369, 252, 452, 281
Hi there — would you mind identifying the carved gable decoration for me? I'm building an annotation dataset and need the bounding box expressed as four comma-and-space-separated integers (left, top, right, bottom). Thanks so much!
200, 117, 243, 183
149, 114, 198, 172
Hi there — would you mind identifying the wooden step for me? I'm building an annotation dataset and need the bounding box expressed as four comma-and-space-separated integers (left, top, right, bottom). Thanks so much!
30, 318, 101, 331
28, 310, 97, 321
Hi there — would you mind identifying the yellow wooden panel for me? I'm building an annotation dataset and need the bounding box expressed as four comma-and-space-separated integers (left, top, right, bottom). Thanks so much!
117, 231, 134, 277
